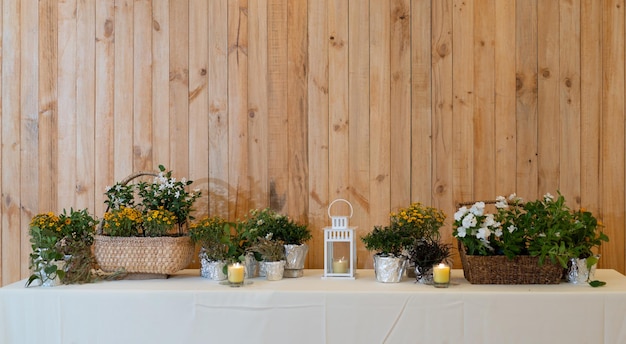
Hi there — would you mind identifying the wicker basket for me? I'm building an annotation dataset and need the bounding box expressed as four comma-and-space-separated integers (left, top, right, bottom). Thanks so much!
458, 241, 563, 284
94, 171, 195, 276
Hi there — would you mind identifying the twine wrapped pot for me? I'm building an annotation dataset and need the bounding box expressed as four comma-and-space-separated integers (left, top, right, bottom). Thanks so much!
458, 242, 563, 284
94, 171, 195, 275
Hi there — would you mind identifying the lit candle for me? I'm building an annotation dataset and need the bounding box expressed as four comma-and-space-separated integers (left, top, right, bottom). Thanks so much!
433, 263, 450, 288
332, 257, 349, 274
228, 263, 245, 284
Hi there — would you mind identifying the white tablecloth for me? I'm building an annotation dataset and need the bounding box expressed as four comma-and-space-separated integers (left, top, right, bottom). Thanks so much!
2, 269, 626, 344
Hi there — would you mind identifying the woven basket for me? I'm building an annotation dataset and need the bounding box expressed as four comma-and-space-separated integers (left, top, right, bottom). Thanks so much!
94, 171, 195, 275
458, 241, 563, 284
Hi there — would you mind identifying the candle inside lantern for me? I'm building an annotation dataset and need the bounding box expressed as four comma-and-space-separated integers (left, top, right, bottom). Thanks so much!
228, 262, 245, 284
432, 263, 450, 288
332, 257, 349, 274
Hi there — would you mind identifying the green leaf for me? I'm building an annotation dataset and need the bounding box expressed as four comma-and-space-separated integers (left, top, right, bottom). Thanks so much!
25, 275, 40, 287
589, 280, 606, 288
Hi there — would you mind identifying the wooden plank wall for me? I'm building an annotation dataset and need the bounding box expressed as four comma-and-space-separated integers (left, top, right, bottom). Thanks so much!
1, 0, 625, 286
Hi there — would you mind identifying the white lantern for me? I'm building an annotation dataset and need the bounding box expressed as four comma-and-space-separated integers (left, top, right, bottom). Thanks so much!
323, 199, 357, 279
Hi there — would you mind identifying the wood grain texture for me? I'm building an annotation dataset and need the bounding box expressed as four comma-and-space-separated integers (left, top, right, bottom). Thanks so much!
2, 0, 626, 285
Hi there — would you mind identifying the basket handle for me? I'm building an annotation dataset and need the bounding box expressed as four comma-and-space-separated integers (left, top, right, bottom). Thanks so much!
327, 199, 354, 218
97, 171, 159, 235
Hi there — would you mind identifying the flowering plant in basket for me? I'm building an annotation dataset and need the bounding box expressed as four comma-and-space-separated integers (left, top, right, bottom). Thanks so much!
454, 192, 608, 269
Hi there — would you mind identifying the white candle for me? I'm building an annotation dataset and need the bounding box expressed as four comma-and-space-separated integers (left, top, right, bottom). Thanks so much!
332, 257, 349, 273
228, 263, 245, 284
433, 263, 450, 284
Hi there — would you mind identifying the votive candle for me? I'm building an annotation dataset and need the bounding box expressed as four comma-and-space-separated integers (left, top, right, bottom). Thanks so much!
332, 257, 349, 274
433, 263, 450, 288
228, 262, 245, 285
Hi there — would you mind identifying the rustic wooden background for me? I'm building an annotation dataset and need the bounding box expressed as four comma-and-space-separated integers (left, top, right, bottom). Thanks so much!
1, 0, 624, 286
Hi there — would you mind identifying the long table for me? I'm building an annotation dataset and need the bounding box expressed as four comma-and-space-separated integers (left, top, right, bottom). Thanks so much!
2, 269, 626, 344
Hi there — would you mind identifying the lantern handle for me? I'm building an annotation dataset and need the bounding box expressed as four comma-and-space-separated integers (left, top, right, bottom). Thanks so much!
327, 199, 354, 218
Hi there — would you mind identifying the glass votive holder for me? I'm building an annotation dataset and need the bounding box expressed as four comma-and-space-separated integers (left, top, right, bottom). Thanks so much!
332, 257, 349, 273
227, 262, 245, 287
432, 262, 451, 288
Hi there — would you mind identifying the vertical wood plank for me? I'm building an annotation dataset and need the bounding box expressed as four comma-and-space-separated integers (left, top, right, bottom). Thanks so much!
537, 0, 560, 195
348, 0, 370, 267
58, 0, 77, 207
580, 0, 602, 237
227, 0, 248, 219
601, 0, 625, 272
248, 0, 269, 210
114, 0, 134, 179
268, 0, 288, 213
169, 0, 189, 178
559, 0, 581, 205
152, 0, 170, 168
21, 0, 39, 277
431, 0, 454, 240
369, 0, 391, 235
189, 0, 209, 216
133, 0, 153, 172
411, 0, 432, 203
95, 0, 115, 216
307, 0, 329, 269
390, 0, 411, 210
515, 0, 538, 200
494, 0, 517, 194
473, 0, 496, 200
2, 0, 21, 285
328, 0, 348, 205
208, 0, 229, 217
287, 0, 309, 222
452, 0, 474, 205
76, 0, 96, 210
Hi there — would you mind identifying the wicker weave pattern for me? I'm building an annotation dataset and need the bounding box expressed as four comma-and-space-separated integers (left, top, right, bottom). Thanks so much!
458, 242, 563, 284
95, 235, 194, 274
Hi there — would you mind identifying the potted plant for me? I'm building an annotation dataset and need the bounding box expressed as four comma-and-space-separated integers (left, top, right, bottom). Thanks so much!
27, 208, 98, 287
565, 208, 608, 284
241, 208, 311, 278
189, 215, 232, 280
95, 165, 201, 277
389, 202, 447, 280
361, 224, 412, 283
248, 233, 286, 281
453, 192, 609, 286
408, 238, 452, 284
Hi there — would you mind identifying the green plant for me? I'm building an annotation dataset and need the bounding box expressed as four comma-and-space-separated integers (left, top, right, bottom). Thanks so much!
248, 233, 285, 262
390, 202, 446, 241
361, 224, 414, 257
454, 192, 609, 270
408, 238, 452, 268
137, 165, 201, 226
241, 208, 311, 245
27, 208, 98, 286
189, 215, 232, 261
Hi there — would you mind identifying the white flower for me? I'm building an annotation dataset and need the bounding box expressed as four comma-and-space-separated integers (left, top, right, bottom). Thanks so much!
494, 228, 503, 237
483, 214, 496, 227
508, 225, 517, 233
469, 202, 485, 216
115, 184, 122, 191
462, 213, 477, 228
454, 207, 468, 221
508, 193, 518, 201
174, 190, 181, 199
257, 219, 264, 226
105, 185, 112, 192
181, 177, 186, 184
544, 192, 554, 202
456, 227, 467, 238
476, 227, 491, 240
495, 195, 508, 209
193, 188, 201, 193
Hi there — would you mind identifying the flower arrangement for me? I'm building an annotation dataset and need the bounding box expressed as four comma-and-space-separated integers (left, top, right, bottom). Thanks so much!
454, 192, 609, 269
390, 202, 446, 240
27, 208, 98, 287
248, 233, 286, 262
102, 165, 201, 237
241, 208, 311, 245
189, 215, 232, 261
